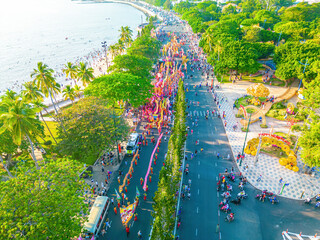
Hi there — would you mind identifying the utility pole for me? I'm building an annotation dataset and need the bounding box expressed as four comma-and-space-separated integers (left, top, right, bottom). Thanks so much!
298, 58, 309, 90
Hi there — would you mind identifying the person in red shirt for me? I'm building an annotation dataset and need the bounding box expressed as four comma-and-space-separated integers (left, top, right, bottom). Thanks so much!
126, 225, 130, 237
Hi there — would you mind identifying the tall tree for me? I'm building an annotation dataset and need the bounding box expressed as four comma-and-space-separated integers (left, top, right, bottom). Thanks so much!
62, 62, 78, 85
56, 97, 129, 164
85, 72, 153, 108
21, 82, 43, 101
62, 85, 76, 103
77, 62, 94, 87
0, 157, 89, 239
119, 26, 133, 47
107, 54, 152, 79
0, 96, 43, 169
31, 62, 60, 115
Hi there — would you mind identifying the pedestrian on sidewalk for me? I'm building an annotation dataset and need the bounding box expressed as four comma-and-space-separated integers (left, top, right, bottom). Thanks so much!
217, 152, 220, 159
138, 230, 142, 239
111, 198, 114, 206
257, 175, 262, 182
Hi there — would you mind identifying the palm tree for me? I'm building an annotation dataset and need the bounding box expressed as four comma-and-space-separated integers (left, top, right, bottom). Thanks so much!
77, 62, 94, 87
31, 62, 61, 115
73, 85, 83, 100
62, 62, 78, 85
119, 26, 133, 47
109, 44, 120, 60
21, 81, 43, 101
62, 85, 76, 103
0, 96, 42, 169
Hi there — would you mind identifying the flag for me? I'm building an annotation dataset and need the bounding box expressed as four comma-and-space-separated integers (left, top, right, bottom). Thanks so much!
90, 236, 94, 240
136, 186, 140, 197
120, 202, 135, 226
115, 188, 121, 200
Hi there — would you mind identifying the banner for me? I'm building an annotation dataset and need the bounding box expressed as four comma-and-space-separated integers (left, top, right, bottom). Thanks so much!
115, 188, 121, 200
136, 186, 140, 197
120, 200, 138, 226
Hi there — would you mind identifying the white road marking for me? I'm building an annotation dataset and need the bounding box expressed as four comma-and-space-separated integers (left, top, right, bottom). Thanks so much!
215, 162, 217, 167
217, 192, 219, 197
215, 127, 217, 131
199, 111, 202, 116
198, 161, 200, 165
198, 174, 200, 179
197, 207, 199, 213
218, 210, 220, 216
198, 189, 200, 195
196, 228, 198, 236
216, 176, 218, 181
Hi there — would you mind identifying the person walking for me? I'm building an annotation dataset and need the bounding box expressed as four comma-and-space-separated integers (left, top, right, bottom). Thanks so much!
126, 225, 130, 237
217, 152, 220, 159
137, 230, 142, 239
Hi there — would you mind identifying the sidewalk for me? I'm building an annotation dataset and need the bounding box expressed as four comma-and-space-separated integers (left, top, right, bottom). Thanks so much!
213, 82, 320, 199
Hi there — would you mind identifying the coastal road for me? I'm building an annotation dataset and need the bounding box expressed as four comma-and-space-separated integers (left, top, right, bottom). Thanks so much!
177, 42, 320, 240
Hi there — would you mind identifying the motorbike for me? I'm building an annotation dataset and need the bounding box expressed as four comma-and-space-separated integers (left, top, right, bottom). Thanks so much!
225, 214, 234, 222
269, 196, 279, 204
304, 199, 312, 204
255, 194, 266, 202
237, 191, 248, 199
220, 205, 231, 213
262, 190, 274, 196
221, 191, 231, 199
315, 202, 320, 208
230, 197, 241, 205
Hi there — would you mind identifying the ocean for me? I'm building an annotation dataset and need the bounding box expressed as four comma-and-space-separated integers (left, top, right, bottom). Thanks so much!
0, 0, 146, 93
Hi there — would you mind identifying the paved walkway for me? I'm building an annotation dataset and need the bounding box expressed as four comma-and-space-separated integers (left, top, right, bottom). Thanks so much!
213, 80, 320, 199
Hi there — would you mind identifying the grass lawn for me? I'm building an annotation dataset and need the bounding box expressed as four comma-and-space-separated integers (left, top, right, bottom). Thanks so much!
217, 74, 285, 87
234, 96, 267, 112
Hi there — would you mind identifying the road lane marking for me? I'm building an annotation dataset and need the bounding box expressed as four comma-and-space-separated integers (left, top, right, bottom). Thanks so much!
217, 192, 219, 197
198, 161, 200, 165
216, 176, 218, 181
215, 162, 217, 167
215, 127, 217, 131
200, 111, 202, 116
198, 189, 200, 195
196, 228, 198, 236
197, 207, 199, 213
198, 174, 200, 179
218, 210, 220, 216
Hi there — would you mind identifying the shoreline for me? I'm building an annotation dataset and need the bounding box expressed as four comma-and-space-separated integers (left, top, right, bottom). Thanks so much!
40, 1, 163, 114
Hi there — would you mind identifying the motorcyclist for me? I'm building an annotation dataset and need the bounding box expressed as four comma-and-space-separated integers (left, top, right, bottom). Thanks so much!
270, 195, 278, 204
304, 198, 312, 204
226, 212, 234, 222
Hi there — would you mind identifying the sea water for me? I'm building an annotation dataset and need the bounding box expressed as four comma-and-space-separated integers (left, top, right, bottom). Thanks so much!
0, 0, 146, 93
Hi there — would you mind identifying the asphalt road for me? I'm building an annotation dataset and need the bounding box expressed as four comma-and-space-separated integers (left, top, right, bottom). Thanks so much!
101, 124, 169, 240
177, 43, 320, 240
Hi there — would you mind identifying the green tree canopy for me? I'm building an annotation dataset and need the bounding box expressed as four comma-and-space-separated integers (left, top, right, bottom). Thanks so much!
108, 54, 152, 79
212, 40, 261, 76
85, 72, 153, 108
299, 116, 320, 167
127, 35, 161, 62
0, 157, 89, 239
56, 97, 129, 164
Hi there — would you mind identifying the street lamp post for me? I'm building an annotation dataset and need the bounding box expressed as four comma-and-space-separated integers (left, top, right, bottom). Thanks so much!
101, 41, 109, 69
240, 114, 251, 166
